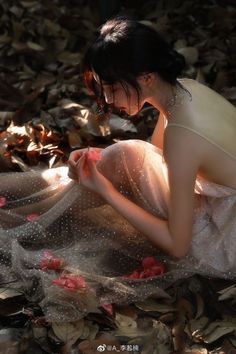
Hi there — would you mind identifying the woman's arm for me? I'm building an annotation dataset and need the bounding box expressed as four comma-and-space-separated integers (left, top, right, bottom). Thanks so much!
103, 185, 175, 254
103, 127, 201, 257
101, 157, 196, 258
77, 131, 202, 258
151, 113, 167, 150
163, 126, 203, 256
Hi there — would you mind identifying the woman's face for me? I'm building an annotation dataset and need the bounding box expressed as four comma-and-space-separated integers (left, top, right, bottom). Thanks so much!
102, 82, 145, 116
93, 73, 146, 116
103, 82, 141, 115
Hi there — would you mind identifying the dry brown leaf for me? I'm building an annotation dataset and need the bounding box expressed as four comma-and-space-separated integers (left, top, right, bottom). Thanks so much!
11, 40, 28, 51
58, 51, 81, 66
135, 298, 175, 313
0, 112, 14, 126
194, 294, 205, 320
203, 321, 236, 344
177, 47, 199, 65
20, 1, 39, 9
221, 88, 236, 101
115, 304, 138, 320
0, 34, 11, 46
185, 316, 209, 341
52, 319, 85, 345
115, 313, 138, 337
109, 115, 137, 134
67, 130, 83, 149
0, 288, 22, 300
183, 349, 208, 354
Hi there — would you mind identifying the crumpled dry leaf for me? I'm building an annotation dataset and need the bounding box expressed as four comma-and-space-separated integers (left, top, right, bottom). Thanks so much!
115, 313, 138, 337
67, 129, 83, 149
183, 349, 208, 354
221, 87, 236, 101
61, 100, 106, 137
0, 288, 22, 300
135, 298, 175, 313
185, 317, 236, 344
202, 319, 236, 343
27, 41, 45, 51
140, 320, 173, 354
185, 316, 210, 341
58, 51, 81, 66
109, 114, 137, 134
0, 327, 32, 354
194, 293, 205, 319
218, 283, 236, 303
52, 319, 85, 345
0, 112, 13, 127
177, 47, 199, 65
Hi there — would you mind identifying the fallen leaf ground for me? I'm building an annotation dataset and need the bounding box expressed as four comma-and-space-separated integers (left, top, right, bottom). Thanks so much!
0, 1, 236, 353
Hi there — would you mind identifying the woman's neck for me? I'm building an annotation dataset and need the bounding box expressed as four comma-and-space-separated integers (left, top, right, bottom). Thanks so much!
145, 78, 178, 119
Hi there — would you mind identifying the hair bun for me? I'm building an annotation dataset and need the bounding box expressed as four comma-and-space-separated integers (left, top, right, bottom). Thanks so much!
164, 49, 185, 82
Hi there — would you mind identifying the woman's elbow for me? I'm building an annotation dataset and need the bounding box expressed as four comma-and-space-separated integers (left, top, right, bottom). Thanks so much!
168, 230, 192, 258
170, 245, 189, 259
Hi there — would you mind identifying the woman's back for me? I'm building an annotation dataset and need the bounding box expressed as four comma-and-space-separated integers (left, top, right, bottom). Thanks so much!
166, 79, 236, 188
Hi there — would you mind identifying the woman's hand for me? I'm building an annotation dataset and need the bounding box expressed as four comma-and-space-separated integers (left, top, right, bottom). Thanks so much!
67, 148, 103, 181
76, 152, 114, 197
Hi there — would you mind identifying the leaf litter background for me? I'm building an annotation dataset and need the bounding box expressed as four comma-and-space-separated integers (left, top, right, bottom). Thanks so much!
0, 0, 236, 353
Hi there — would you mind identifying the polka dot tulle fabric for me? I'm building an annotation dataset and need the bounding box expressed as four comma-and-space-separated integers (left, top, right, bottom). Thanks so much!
0, 140, 236, 321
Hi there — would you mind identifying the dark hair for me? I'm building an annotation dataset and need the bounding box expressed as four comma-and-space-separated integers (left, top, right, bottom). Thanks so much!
83, 16, 185, 112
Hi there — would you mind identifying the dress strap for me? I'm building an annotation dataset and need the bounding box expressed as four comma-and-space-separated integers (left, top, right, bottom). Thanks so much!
167, 123, 236, 161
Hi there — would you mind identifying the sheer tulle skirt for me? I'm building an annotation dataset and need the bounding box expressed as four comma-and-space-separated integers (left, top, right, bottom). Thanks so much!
0, 140, 235, 320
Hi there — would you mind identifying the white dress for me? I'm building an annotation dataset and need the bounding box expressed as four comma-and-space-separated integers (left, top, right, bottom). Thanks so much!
0, 79, 236, 321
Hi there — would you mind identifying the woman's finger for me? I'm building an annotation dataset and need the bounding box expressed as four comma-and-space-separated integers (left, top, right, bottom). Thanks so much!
67, 168, 79, 179
68, 151, 88, 179
67, 160, 79, 176
68, 150, 83, 165
67, 159, 76, 168
76, 154, 87, 178
85, 156, 98, 176
67, 171, 78, 180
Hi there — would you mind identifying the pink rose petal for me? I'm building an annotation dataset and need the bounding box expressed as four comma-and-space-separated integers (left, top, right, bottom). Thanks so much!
0, 196, 7, 208
43, 251, 54, 259
40, 251, 65, 270
26, 213, 40, 221
53, 274, 86, 291
123, 257, 166, 279
142, 256, 159, 269
86, 149, 102, 162
101, 303, 113, 316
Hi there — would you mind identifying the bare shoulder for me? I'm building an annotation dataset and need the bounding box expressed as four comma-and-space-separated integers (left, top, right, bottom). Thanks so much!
179, 78, 236, 114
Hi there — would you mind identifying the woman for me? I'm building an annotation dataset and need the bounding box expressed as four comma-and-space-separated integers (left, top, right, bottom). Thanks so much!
68, 16, 236, 272
0, 16, 235, 320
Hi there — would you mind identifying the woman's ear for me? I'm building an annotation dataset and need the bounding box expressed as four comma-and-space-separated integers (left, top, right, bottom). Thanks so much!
138, 73, 157, 89
139, 73, 156, 85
